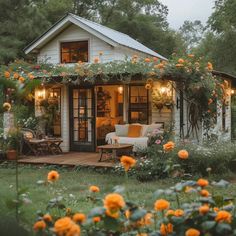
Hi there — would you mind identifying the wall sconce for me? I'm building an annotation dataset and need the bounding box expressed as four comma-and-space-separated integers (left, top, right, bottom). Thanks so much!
118, 86, 123, 95
231, 89, 235, 95
37, 89, 45, 100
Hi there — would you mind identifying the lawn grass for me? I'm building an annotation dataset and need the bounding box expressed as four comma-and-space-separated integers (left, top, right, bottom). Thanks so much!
0, 164, 236, 231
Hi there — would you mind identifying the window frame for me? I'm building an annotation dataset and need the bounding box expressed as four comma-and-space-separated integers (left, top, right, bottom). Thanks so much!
60, 40, 89, 64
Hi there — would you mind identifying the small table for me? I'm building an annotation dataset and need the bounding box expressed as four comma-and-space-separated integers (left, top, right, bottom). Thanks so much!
45, 138, 63, 154
97, 144, 133, 162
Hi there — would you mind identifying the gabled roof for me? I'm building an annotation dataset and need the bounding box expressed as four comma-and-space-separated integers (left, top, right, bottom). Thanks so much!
24, 13, 167, 60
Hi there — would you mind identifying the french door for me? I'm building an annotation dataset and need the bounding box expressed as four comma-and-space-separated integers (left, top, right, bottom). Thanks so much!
69, 87, 96, 151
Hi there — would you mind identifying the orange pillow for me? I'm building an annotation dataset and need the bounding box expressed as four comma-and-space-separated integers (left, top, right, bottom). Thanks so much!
127, 125, 142, 138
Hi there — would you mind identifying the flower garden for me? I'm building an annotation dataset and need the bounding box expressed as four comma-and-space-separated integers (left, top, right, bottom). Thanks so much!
0, 55, 236, 236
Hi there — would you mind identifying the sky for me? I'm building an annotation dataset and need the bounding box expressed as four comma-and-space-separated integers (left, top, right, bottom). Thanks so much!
160, 0, 215, 29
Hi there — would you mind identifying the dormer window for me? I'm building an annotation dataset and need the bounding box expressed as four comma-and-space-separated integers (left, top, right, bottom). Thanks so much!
61, 41, 88, 63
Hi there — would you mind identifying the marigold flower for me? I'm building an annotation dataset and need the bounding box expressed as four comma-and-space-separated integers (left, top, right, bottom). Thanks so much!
3, 102, 11, 111
106, 209, 120, 219
73, 213, 86, 223
89, 185, 100, 193
178, 150, 189, 160
19, 76, 25, 83
144, 58, 151, 63
28, 73, 35, 80
54, 217, 73, 235
47, 170, 59, 182
13, 73, 19, 79
93, 216, 101, 223
176, 63, 184, 68
163, 141, 175, 152
154, 199, 170, 211
200, 189, 210, 197
125, 210, 131, 219
160, 223, 173, 235
66, 223, 81, 236
214, 207, 219, 212
207, 62, 213, 71
165, 209, 175, 216
153, 57, 158, 62
43, 214, 52, 222
178, 58, 185, 64
188, 54, 194, 58
197, 178, 209, 188
174, 209, 184, 217
208, 98, 213, 105
104, 193, 125, 212
136, 213, 153, 226
33, 220, 46, 231
185, 228, 200, 236
4, 71, 10, 78
154, 63, 164, 69
145, 83, 152, 90
199, 205, 209, 215
215, 210, 232, 223
120, 156, 136, 171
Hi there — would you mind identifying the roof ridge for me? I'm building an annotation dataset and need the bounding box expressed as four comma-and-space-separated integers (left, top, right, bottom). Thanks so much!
69, 13, 132, 38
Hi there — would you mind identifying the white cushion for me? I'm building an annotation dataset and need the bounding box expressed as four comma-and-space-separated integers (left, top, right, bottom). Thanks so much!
115, 124, 129, 136
144, 124, 163, 136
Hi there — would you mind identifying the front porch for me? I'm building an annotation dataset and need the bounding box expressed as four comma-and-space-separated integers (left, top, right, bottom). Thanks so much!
18, 152, 115, 168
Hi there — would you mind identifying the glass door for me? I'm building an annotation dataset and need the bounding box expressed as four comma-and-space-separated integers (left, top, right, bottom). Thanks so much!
70, 87, 95, 151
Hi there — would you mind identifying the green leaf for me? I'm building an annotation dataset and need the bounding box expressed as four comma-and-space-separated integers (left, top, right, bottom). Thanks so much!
130, 208, 147, 221
201, 221, 216, 230
215, 223, 232, 234
88, 207, 106, 218
103, 216, 120, 231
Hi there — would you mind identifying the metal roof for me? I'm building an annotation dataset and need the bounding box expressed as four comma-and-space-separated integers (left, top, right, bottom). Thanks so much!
70, 14, 167, 60
24, 13, 167, 60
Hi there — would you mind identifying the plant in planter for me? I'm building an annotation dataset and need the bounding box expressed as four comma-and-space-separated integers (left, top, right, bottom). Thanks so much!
5, 129, 21, 160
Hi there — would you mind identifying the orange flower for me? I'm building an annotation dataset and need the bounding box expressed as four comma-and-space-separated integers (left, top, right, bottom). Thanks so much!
136, 213, 153, 226
178, 58, 185, 64
19, 76, 25, 83
73, 213, 86, 223
185, 228, 200, 236
120, 156, 136, 171
47, 170, 59, 182
66, 223, 81, 236
197, 178, 209, 188
154, 63, 164, 69
54, 217, 73, 235
215, 210, 232, 223
4, 71, 10, 78
163, 141, 175, 152
200, 189, 210, 197
188, 54, 194, 58
160, 223, 173, 235
166, 209, 175, 216
153, 57, 158, 62
178, 150, 189, 160
104, 193, 125, 211
13, 73, 19, 79
125, 210, 131, 219
106, 209, 120, 219
174, 209, 184, 217
43, 214, 52, 222
89, 185, 100, 193
176, 63, 184, 68
33, 220, 46, 231
154, 199, 170, 211
94, 57, 100, 63
145, 83, 152, 90
199, 205, 209, 215
28, 73, 35, 80
207, 62, 213, 71
214, 207, 219, 212
93, 216, 101, 223
144, 58, 151, 63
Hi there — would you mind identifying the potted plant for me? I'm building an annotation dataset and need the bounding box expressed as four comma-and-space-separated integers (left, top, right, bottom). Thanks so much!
5, 129, 20, 160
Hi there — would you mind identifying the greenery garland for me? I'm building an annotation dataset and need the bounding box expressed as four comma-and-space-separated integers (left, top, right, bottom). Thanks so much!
0, 55, 228, 137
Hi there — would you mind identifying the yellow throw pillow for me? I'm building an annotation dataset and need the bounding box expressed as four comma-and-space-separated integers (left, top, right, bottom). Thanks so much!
127, 125, 142, 138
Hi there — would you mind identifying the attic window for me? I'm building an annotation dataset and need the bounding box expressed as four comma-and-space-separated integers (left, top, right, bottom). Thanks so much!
61, 41, 88, 63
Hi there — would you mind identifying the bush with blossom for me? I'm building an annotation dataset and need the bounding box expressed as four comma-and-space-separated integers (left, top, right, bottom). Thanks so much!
30, 160, 236, 236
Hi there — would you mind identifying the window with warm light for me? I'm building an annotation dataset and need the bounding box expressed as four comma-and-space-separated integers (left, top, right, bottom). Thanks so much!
61, 41, 88, 63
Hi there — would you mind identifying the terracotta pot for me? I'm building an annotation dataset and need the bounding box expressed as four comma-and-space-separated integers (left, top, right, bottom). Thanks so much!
6, 150, 17, 160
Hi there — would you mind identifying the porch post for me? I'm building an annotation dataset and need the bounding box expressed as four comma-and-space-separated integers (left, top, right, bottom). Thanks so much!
123, 85, 129, 123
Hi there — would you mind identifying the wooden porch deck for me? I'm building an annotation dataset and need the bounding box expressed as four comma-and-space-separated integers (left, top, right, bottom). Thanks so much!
18, 152, 115, 168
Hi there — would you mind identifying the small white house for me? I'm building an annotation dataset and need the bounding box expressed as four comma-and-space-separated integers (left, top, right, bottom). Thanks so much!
24, 13, 235, 152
